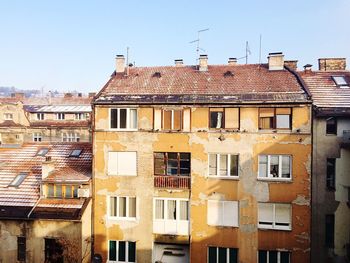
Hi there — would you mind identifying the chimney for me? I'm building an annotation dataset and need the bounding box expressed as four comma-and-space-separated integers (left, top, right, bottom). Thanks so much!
88, 92, 96, 98
318, 58, 346, 71
116, 55, 125, 73
78, 93, 82, 97
199, 55, 208, 72
42, 156, 55, 179
268, 52, 284, 70
64, 93, 73, 98
174, 59, 184, 67
303, 64, 313, 73
228, 58, 237, 65
284, 60, 298, 71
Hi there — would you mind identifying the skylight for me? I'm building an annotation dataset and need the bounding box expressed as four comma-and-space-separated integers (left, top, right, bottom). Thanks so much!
332, 76, 349, 88
9, 172, 28, 187
70, 149, 82, 157
36, 148, 49, 156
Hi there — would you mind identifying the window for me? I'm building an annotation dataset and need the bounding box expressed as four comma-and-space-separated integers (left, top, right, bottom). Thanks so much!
332, 76, 349, 88
325, 214, 334, 248
110, 108, 137, 130
70, 149, 82, 157
36, 148, 49, 156
109, 240, 136, 263
154, 152, 190, 176
326, 117, 337, 135
259, 108, 292, 130
258, 155, 291, 180
208, 246, 238, 263
45, 238, 63, 263
209, 153, 238, 178
163, 109, 182, 130
4, 113, 13, 120
36, 113, 44, 120
75, 113, 86, 120
17, 237, 26, 261
109, 196, 137, 219
207, 200, 239, 227
62, 132, 80, 142
209, 108, 239, 129
154, 108, 191, 132
33, 132, 42, 142
258, 250, 290, 263
56, 113, 65, 120
47, 184, 78, 198
108, 152, 137, 176
9, 172, 28, 187
326, 158, 336, 190
153, 198, 189, 235
258, 203, 291, 230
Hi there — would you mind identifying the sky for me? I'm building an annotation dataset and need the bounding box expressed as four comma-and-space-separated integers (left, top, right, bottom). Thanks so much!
0, 0, 349, 93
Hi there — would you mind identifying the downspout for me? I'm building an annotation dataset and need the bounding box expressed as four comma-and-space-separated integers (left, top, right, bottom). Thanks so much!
91, 101, 96, 261
27, 197, 42, 218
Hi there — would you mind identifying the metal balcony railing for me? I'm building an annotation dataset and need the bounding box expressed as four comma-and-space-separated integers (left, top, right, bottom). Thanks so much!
154, 175, 190, 189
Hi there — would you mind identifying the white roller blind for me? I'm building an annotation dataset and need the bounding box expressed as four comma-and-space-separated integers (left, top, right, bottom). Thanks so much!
207, 200, 221, 226
183, 108, 191, 132
154, 109, 162, 130
155, 199, 164, 219
179, 200, 188, 220
258, 203, 273, 224
223, 201, 239, 227
275, 204, 291, 224
108, 152, 119, 175
117, 152, 137, 176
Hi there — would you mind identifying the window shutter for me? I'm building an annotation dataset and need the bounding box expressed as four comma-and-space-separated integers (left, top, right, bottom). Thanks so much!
183, 108, 191, 132
173, 110, 182, 130
117, 152, 137, 176
224, 201, 239, 227
108, 152, 119, 175
275, 204, 291, 225
258, 203, 273, 226
154, 109, 162, 130
259, 108, 275, 117
276, 108, 291, 114
207, 200, 222, 225
225, 108, 239, 129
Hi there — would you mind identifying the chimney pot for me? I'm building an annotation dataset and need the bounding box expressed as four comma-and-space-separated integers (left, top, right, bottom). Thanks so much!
303, 64, 313, 73
174, 59, 184, 67
199, 55, 208, 72
115, 55, 125, 73
318, 58, 346, 71
228, 58, 237, 65
268, 52, 284, 70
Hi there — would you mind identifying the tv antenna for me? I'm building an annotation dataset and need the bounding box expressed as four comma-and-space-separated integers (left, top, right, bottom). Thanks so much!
189, 28, 209, 60
236, 41, 252, 64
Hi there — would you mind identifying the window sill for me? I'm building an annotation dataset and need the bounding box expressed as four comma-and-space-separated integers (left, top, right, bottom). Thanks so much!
108, 217, 138, 222
208, 224, 239, 228
257, 178, 292, 183
258, 226, 292, 231
207, 176, 239, 180
108, 174, 137, 177
109, 128, 138, 132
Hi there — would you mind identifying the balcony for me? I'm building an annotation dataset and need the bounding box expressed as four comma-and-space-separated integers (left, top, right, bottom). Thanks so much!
153, 219, 189, 236
154, 175, 190, 189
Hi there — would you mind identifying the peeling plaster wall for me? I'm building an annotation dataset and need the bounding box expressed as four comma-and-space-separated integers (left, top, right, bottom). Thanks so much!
93, 104, 311, 263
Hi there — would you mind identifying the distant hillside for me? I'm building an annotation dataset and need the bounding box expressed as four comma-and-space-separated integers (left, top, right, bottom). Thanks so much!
0, 87, 41, 97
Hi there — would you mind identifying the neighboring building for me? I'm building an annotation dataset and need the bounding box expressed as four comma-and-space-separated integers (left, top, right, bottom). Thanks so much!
0, 93, 93, 145
0, 142, 92, 263
300, 58, 350, 263
92, 53, 312, 263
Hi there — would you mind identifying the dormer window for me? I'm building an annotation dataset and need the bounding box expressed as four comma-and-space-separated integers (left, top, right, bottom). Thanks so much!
37, 113, 45, 120
36, 148, 49, 156
56, 113, 65, 120
153, 72, 161, 78
332, 76, 349, 88
9, 172, 28, 187
4, 113, 13, 120
70, 149, 82, 157
224, 70, 234, 77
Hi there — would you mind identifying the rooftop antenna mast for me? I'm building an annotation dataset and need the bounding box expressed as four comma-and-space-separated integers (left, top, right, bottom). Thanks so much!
126, 46, 130, 76
189, 28, 209, 63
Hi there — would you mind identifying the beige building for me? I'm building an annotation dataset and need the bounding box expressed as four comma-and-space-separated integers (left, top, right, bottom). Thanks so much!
0, 142, 92, 263
300, 58, 350, 263
0, 93, 93, 145
92, 53, 312, 263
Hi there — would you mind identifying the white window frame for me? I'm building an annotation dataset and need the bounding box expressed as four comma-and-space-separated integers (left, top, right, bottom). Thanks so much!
109, 108, 137, 131
75, 113, 86, 120
56, 113, 65, 120
33, 132, 42, 142
258, 155, 292, 180
36, 113, 44, 120
108, 196, 137, 221
153, 197, 189, 235
258, 250, 291, 263
108, 240, 136, 263
207, 246, 238, 263
4, 113, 13, 120
207, 200, 239, 227
208, 153, 239, 178
108, 152, 137, 176
62, 132, 80, 142
258, 203, 292, 231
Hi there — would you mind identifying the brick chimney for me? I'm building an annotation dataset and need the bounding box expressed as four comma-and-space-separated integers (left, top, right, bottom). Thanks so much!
268, 52, 284, 71
199, 55, 208, 72
284, 60, 298, 71
42, 156, 55, 180
228, 58, 237, 66
174, 59, 184, 67
116, 55, 125, 73
318, 58, 346, 71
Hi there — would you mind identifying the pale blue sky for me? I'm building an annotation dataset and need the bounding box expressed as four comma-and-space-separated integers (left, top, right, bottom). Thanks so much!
0, 0, 349, 93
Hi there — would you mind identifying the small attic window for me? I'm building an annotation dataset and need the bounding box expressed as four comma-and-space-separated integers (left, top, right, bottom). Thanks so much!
70, 149, 82, 157
152, 72, 162, 78
332, 76, 349, 88
224, 70, 234, 77
9, 172, 28, 187
36, 148, 49, 156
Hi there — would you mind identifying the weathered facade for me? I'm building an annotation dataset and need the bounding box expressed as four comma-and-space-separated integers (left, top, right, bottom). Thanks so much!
0, 143, 92, 263
300, 58, 350, 263
0, 93, 93, 145
93, 53, 312, 263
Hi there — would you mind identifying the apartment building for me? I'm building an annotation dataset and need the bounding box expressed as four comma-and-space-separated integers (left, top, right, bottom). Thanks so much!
0, 142, 92, 263
300, 58, 350, 263
92, 53, 312, 263
0, 92, 93, 145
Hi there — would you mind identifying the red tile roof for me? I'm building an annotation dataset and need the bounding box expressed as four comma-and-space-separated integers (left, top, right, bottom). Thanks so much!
0, 120, 26, 128
94, 64, 309, 104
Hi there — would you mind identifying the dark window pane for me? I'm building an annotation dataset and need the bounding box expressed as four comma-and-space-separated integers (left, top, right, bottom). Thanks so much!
326, 158, 336, 190
325, 214, 335, 247
230, 155, 238, 176
109, 241, 116, 261
218, 247, 227, 263
269, 251, 278, 263
280, 252, 290, 263
326, 117, 337, 135
210, 111, 223, 128
120, 109, 127, 128
258, 250, 267, 263
208, 247, 217, 263
229, 248, 238, 263
17, 237, 26, 261
128, 242, 136, 262
118, 241, 126, 261
111, 109, 118, 128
